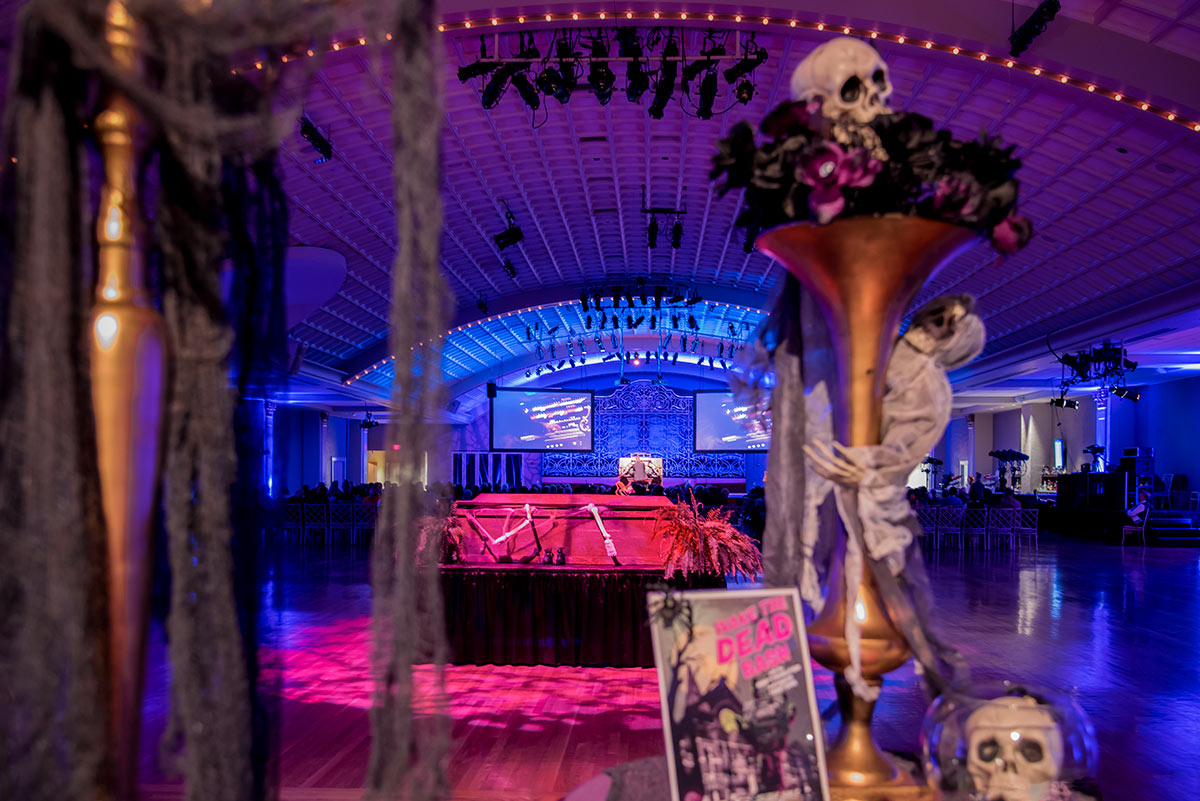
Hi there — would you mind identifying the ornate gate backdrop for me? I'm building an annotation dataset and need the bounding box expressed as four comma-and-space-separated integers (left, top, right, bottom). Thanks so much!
541, 381, 744, 478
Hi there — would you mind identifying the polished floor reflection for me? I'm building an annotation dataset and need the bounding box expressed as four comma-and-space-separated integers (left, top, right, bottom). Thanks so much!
138, 537, 1193, 800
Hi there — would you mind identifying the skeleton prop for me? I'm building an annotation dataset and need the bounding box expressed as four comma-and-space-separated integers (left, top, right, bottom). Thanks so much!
965, 696, 1064, 801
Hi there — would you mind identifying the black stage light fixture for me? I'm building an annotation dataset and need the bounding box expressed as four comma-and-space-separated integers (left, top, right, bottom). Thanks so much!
672, 353, 679, 365
1010, 0, 1061, 57
1059, 351, 1090, 376
663, 334, 672, 348
612, 286, 623, 307
493, 202, 524, 249
481, 64, 518, 109
536, 65, 572, 104
708, 356, 714, 368
632, 316, 645, 329
595, 335, 603, 350
610, 333, 618, 349
696, 69, 718, 120
547, 325, 559, 335
653, 286, 665, 308
600, 312, 608, 328
728, 323, 736, 336
680, 335, 687, 350
570, 358, 576, 368
718, 342, 724, 357
648, 39, 679, 119
1050, 397, 1079, 409
579, 338, 586, 354
580, 289, 590, 311
720, 359, 727, 370
692, 338, 699, 352
477, 297, 488, 314
670, 218, 683, 249
585, 314, 593, 329
558, 360, 566, 369
526, 370, 532, 378
687, 314, 698, 330
544, 363, 554, 372
360, 411, 380, 430
626, 314, 634, 329
526, 325, 532, 341
593, 290, 604, 309
536, 344, 544, 359
723, 44, 767, 84
588, 40, 615, 105
671, 314, 679, 329
458, 60, 499, 82
648, 216, 659, 248
511, 71, 540, 109
300, 116, 333, 163
1113, 386, 1141, 401
616, 29, 650, 102
649, 315, 657, 330
1123, 356, 1138, 371
734, 79, 755, 105
503, 260, 518, 279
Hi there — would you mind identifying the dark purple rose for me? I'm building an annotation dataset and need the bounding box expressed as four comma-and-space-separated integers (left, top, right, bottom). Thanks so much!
933, 172, 984, 222
991, 214, 1033, 254
797, 143, 882, 223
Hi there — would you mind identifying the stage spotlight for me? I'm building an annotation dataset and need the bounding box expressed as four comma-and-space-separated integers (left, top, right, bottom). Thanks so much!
612, 286, 623, 307
1123, 357, 1138, 371
671, 314, 679, 329
536, 344, 544, 359
596, 335, 603, 350
1050, 397, 1079, 409
588, 40, 615, 104
734, 79, 755, 105
720, 359, 727, 369
696, 69, 718, 119
579, 338, 586, 354
728, 323, 736, 336
1113, 386, 1141, 401
457, 60, 499, 82
525, 370, 532, 378
718, 343, 724, 357
558, 360, 566, 369
600, 312, 607, 328
672, 353, 679, 365
585, 314, 593, 329
477, 297, 488, 314
481, 66, 517, 109
511, 72, 540, 109
648, 39, 679, 119
570, 358, 576, 368
610, 333, 618, 349
493, 203, 524, 249
626, 315, 634, 329
536, 65, 572, 103
1059, 351, 1089, 375
650, 315, 657, 329
671, 218, 683, 248
723, 44, 767, 84
653, 286, 665, 308
708, 357, 714, 368
632, 316, 645, 329
547, 325, 559, 335
593, 290, 604, 309
580, 289, 590, 310
648, 216, 659, 248
617, 29, 650, 102
687, 314, 698, 330
691, 338, 699, 352
680, 335, 687, 349
502, 259, 517, 278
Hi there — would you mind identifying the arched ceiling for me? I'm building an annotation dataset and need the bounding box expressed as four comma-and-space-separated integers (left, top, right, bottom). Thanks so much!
275, 5, 1199, 415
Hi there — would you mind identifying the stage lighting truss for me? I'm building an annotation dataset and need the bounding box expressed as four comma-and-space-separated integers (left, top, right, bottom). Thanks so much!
1049, 335, 1140, 404
456, 27, 767, 119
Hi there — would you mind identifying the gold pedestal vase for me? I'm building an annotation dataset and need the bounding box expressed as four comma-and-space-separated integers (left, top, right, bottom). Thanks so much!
756, 215, 976, 800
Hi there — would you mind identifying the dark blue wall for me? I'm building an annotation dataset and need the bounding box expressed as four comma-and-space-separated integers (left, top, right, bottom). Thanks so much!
272, 406, 321, 495
1110, 373, 1200, 488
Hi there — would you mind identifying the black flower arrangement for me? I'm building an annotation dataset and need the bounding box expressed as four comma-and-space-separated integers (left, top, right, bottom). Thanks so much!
711, 100, 1034, 255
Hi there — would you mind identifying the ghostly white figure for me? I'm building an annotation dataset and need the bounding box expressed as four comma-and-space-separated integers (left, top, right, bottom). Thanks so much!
806, 294, 986, 573
790, 36, 893, 123
965, 696, 1064, 801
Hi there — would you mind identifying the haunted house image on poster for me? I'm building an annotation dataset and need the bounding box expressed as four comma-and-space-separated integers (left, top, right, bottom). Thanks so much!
649, 588, 830, 801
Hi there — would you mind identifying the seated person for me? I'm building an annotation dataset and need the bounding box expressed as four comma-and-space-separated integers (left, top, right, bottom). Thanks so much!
1126, 490, 1151, 525
967, 472, 985, 504
942, 486, 964, 506
614, 474, 633, 496
998, 488, 1022, 509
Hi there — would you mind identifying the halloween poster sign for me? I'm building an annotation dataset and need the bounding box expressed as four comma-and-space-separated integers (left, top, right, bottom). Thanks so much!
648, 587, 830, 801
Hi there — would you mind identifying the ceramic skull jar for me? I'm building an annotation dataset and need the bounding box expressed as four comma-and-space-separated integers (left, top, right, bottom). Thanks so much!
790, 36, 893, 123
964, 696, 1064, 801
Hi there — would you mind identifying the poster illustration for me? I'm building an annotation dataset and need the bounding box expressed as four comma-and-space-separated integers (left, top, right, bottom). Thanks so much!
647, 588, 830, 801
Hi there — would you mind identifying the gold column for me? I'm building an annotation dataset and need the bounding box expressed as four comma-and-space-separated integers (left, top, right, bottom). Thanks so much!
757, 216, 975, 800
90, 1, 167, 798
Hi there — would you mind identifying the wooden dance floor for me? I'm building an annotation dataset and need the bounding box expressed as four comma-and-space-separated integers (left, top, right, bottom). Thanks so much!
138, 538, 1195, 800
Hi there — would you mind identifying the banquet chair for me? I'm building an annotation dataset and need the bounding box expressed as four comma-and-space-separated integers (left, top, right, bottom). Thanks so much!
354, 503, 378, 547
1122, 515, 1147, 547
1014, 509, 1039, 549
277, 502, 303, 544
962, 508, 987, 550
987, 509, 1017, 550
1153, 473, 1174, 510
916, 507, 939, 548
329, 503, 356, 549
937, 506, 965, 550
302, 503, 328, 547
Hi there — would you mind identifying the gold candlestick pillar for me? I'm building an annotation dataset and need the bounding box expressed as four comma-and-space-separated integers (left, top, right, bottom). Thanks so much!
757, 216, 975, 799
90, 1, 167, 798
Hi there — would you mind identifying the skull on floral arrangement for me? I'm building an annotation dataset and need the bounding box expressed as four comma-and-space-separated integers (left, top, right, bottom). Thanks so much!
790, 36, 893, 123
964, 696, 1064, 801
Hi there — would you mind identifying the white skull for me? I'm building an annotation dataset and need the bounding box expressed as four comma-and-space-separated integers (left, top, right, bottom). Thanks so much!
964, 697, 1064, 801
790, 37, 893, 123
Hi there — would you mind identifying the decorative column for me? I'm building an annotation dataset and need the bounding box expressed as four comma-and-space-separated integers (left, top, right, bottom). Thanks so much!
360, 424, 369, 484
1094, 390, 1110, 471
264, 401, 276, 496
319, 411, 330, 485
89, 1, 167, 797
966, 413, 976, 478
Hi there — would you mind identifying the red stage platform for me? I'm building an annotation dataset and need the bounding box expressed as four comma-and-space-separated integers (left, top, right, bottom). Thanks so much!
452, 493, 672, 568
